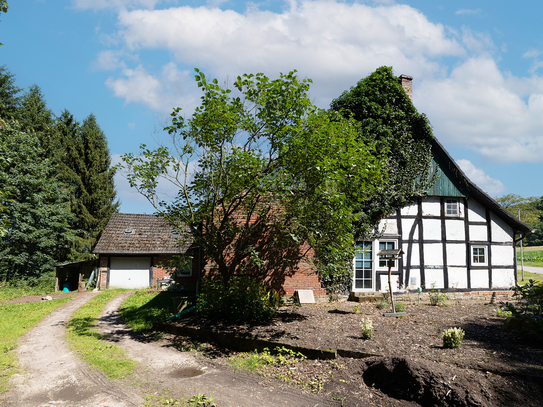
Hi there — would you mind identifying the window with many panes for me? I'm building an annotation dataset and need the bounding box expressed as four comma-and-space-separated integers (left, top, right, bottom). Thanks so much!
378, 241, 396, 268
445, 199, 459, 216
471, 246, 487, 265
354, 242, 373, 289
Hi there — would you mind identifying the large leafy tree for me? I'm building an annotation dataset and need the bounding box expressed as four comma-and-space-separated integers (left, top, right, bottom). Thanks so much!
120, 69, 385, 291
330, 66, 434, 237
55, 111, 119, 260
0, 119, 73, 283
497, 194, 543, 246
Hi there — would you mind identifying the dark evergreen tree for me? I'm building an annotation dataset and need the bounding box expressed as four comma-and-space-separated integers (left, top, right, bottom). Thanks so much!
0, 65, 22, 120
20, 85, 56, 156
54, 111, 119, 260
0, 119, 73, 283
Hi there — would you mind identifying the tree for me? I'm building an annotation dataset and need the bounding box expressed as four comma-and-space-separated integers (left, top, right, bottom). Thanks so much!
0, 65, 22, 120
54, 111, 119, 260
330, 66, 434, 238
19, 85, 56, 156
496, 194, 541, 246
0, 119, 73, 283
120, 69, 385, 292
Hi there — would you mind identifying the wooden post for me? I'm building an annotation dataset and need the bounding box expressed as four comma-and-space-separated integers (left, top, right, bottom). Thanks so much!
388, 259, 396, 313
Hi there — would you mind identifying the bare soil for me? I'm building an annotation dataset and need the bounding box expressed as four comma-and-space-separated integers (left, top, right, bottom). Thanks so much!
173, 295, 543, 407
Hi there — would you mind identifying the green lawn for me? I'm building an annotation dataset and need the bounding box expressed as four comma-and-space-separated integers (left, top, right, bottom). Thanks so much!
0, 296, 72, 393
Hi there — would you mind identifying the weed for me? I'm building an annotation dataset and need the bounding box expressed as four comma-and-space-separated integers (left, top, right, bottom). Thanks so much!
442, 327, 465, 348
360, 318, 373, 340
429, 287, 447, 306
186, 394, 216, 407
394, 301, 405, 312
376, 299, 388, 310
496, 308, 512, 318
352, 305, 360, 313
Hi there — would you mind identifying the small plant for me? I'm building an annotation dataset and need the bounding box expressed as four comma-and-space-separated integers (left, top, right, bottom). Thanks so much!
394, 301, 405, 312
496, 308, 512, 318
352, 305, 360, 313
442, 327, 465, 348
376, 299, 388, 310
186, 394, 215, 407
360, 318, 373, 340
429, 287, 447, 306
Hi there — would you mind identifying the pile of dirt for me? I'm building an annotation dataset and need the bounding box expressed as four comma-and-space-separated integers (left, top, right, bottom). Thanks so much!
172, 297, 543, 406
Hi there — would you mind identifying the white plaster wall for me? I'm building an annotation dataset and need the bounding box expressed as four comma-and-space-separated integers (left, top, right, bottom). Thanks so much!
470, 269, 489, 288
447, 267, 468, 289
380, 218, 398, 236
445, 219, 465, 241
492, 269, 516, 288
402, 218, 419, 240
491, 244, 514, 266
446, 244, 467, 267
468, 198, 486, 222
423, 219, 442, 240
425, 268, 444, 289
424, 243, 443, 266
401, 203, 418, 216
405, 269, 421, 288
402, 243, 420, 266
469, 224, 488, 241
379, 275, 401, 292
421, 198, 441, 217
490, 213, 514, 243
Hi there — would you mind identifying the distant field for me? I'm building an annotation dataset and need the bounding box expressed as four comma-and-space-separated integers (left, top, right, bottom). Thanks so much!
520, 246, 543, 252
517, 247, 543, 269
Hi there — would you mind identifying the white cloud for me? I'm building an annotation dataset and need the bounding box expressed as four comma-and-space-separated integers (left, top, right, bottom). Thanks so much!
71, 0, 162, 11
417, 57, 543, 163
93, 50, 127, 71
455, 9, 482, 15
455, 159, 505, 196
105, 63, 199, 113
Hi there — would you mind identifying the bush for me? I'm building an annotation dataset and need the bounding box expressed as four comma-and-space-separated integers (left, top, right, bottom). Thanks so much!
394, 301, 405, 312
442, 327, 464, 348
197, 274, 277, 324
429, 288, 447, 306
500, 279, 543, 338
376, 299, 388, 310
360, 318, 373, 340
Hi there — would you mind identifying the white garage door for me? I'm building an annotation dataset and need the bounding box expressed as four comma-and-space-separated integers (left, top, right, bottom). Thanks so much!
109, 257, 151, 289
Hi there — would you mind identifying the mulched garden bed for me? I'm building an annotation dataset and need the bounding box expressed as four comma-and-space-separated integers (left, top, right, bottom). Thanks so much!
169, 294, 543, 407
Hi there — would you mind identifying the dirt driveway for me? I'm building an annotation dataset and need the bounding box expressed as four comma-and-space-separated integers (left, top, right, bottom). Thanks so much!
1, 292, 334, 407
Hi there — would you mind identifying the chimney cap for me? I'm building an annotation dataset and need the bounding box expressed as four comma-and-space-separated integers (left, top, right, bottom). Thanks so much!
399, 74, 413, 80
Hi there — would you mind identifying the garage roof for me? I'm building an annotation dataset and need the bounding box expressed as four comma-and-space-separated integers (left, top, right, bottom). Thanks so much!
93, 213, 192, 254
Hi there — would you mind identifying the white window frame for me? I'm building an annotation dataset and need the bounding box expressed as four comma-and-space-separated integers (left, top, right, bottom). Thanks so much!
377, 240, 398, 270
471, 245, 487, 266
445, 199, 460, 216
353, 241, 374, 291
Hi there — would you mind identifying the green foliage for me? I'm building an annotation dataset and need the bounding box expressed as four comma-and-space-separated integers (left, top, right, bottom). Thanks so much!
0, 65, 21, 119
360, 318, 373, 340
120, 68, 385, 295
442, 327, 464, 348
67, 290, 135, 379
197, 274, 277, 323
496, 194, 541, 246
428, 287, 447, 306
496, 309, 512, 318
229, 346, 306, 372
0, 119, 74, 283
186, 394, 216, 407
330, 66, 434, 239
376, 298, 388, 310
519, 250, 543, 263
394, 301, 405, 312
121, 291, 177, 332
501, 279, 543, 318
0, 296, 71, 393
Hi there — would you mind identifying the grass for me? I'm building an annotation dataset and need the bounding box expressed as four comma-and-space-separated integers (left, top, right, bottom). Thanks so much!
517, 270, 543, 284
120, 290, 178, 333
66, 289, 136, 379
0, 296, 72, 393
0, 280, 56, 302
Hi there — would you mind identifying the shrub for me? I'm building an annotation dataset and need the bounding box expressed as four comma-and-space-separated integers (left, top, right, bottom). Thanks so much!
376, 299, 388, 310
360, 318, 373, 340
500, 279, 543, 338
429, 288, 447, 306
197, 274, 277, 324
394, 301, 405, 312
442, 327, 464, 348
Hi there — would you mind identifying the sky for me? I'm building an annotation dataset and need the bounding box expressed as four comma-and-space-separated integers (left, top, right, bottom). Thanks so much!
2, 0, 543, 214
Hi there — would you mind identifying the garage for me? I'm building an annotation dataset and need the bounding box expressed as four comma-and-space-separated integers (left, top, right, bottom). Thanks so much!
109, 257, 151, 289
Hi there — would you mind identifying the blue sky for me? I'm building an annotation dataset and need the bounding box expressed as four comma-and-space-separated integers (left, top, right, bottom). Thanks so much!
3, 0, 543, 214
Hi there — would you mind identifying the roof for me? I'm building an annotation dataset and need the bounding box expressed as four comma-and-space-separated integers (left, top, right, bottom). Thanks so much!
428, 137, 532, 235
93, 213, 192, 255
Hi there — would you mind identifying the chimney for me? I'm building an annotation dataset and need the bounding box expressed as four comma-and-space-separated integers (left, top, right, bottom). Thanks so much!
399, 74, 413, 100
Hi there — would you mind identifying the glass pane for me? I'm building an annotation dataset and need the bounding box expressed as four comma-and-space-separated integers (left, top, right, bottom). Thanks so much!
355, 280, 364, 289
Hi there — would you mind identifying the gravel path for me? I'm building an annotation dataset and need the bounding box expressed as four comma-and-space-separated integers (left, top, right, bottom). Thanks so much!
2, 292, 142, 407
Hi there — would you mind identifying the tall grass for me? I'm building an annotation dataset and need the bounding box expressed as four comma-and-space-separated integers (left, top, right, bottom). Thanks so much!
66, 290, 136, 379
0, 280, 55, 302
0, 297, 72, 393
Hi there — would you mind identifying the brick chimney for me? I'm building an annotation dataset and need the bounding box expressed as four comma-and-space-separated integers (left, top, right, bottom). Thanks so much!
399, 74, 413, 100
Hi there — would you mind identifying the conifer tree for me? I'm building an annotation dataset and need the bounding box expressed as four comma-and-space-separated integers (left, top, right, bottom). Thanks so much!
0, 65, 21, 120
20, 85, 56, 155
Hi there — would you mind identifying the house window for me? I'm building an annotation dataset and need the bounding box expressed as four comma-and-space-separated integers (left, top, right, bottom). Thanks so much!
176, 257, 192, 277
445, 199, 459, 216
471, 246, 487, 265
379, 241, 396, 268
354, 242, 373, 289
